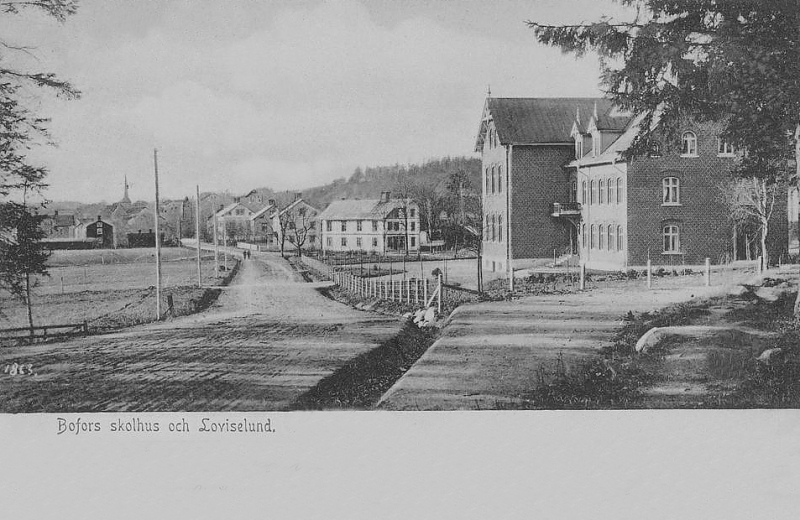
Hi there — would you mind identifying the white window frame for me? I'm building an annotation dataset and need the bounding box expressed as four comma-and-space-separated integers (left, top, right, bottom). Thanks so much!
599, 224, 605, 250
581, 223, 587, 248
681, 131, 698, 157
662, 177, 681, 205
497, 165, 502, 192
717, 138, 735, 157
663, 225, 681, 254
498, 215, 503, 242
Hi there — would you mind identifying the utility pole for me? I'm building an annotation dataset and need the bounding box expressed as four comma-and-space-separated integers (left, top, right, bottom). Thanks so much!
195, 184, 202, 287
153, 148, 163, 320
459, 181, 465, 224
223, 219, 228, 271
213, 210, 219, 277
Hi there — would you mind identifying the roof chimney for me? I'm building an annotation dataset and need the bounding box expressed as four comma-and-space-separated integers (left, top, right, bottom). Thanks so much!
97, 215, 102, 222
295, 192, 301, 201
54, 210, 58, 217
380, 191, 390, 203
268, 199, 275, 206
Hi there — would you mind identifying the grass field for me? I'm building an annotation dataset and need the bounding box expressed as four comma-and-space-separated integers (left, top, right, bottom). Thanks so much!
0, 247, 235, 332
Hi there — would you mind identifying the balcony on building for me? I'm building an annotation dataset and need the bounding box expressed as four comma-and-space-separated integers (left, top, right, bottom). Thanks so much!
550, 202, 582, 218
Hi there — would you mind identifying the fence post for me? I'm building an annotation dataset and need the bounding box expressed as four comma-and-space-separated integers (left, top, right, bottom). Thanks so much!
704, 258, 711, 287
406, 279, 411, 304
437, 273, 442, 314
647, 259, 652, 289
579, 263, 586, 290
757, 255, 763, 274
424, 278, 428, 304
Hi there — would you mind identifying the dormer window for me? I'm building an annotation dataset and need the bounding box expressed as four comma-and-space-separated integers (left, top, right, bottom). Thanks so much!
717, 138, 735, 156
592, 133, 600, 157
575, 138, 583, 160
681, 131, 698, 157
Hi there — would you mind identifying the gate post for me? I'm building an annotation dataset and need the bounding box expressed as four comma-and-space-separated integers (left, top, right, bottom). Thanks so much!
437, 273, 442, 314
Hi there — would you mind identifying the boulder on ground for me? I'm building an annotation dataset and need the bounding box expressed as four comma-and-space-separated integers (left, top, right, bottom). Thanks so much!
727, 285, 750, 297
635, 327, 667, 353
757, 348, 784, 365
423, 307, 436, 323
754, 286, 782, 302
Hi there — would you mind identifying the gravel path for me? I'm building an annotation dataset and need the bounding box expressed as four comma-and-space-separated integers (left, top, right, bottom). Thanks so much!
0, 253, 401, 412
378, 269, 763, 410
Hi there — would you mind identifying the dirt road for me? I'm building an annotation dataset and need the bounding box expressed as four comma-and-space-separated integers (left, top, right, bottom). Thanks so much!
0, 253, 401, 412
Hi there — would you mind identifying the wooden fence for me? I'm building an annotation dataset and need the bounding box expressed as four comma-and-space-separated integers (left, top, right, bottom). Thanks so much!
301, 255, 444, 311
0, 322, 89, 343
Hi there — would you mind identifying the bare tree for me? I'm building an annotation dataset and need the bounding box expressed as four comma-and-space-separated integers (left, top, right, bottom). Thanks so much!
286, 205, 316, 258
719, 177, 778, 269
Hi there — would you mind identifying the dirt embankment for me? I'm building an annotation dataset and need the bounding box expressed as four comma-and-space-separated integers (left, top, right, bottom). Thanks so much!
286, 254, 445, 409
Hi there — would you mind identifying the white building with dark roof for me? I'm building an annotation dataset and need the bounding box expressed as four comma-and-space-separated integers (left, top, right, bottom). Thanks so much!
317, 192, 420, 253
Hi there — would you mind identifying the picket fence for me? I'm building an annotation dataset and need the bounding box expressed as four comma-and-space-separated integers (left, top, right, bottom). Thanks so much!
301, 256, 442, 312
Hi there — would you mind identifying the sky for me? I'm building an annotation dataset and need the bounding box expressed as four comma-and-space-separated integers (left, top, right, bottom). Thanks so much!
2, 0, 630, 203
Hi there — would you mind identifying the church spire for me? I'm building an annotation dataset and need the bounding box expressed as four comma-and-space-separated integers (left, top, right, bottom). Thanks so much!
121, 175, 131, 204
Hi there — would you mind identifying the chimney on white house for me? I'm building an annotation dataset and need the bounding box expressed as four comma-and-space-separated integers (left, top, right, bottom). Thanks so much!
380, 191, 390, 203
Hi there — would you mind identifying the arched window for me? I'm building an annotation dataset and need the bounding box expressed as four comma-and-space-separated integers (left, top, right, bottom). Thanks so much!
591, 224, 597, 249
498, 215, 503, 242
649, 141, 662, 157
607, 178, 614, 204
571, 181, 577, 203
582, 181, 587, 204
575, 139, 583, 160
607, 225, 614, 251
663, 177, 680, 205
491, 214, 496, 241
681, 131, 697, 156
599, 179, 605, 204
599, 224, 605, 250
491, 166, 496, 194
485, 215, 490, 239
616, 225, 624, 251
582, 223, 587, 248
590, 181, 596, 204
497, 165, 503, 192
485, 168, 490, 193
663, 225, 680, 253
616, 178, 623, 204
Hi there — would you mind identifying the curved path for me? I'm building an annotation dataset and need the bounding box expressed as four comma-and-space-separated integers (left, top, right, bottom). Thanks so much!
0, 253, 401, 412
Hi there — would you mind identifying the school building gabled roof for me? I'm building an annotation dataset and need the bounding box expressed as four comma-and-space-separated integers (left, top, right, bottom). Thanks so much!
317, 198, 410, 221
476, 97, 631, 151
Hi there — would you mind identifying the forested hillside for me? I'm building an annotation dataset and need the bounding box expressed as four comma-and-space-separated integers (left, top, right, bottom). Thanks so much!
285, 156, 481, 209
